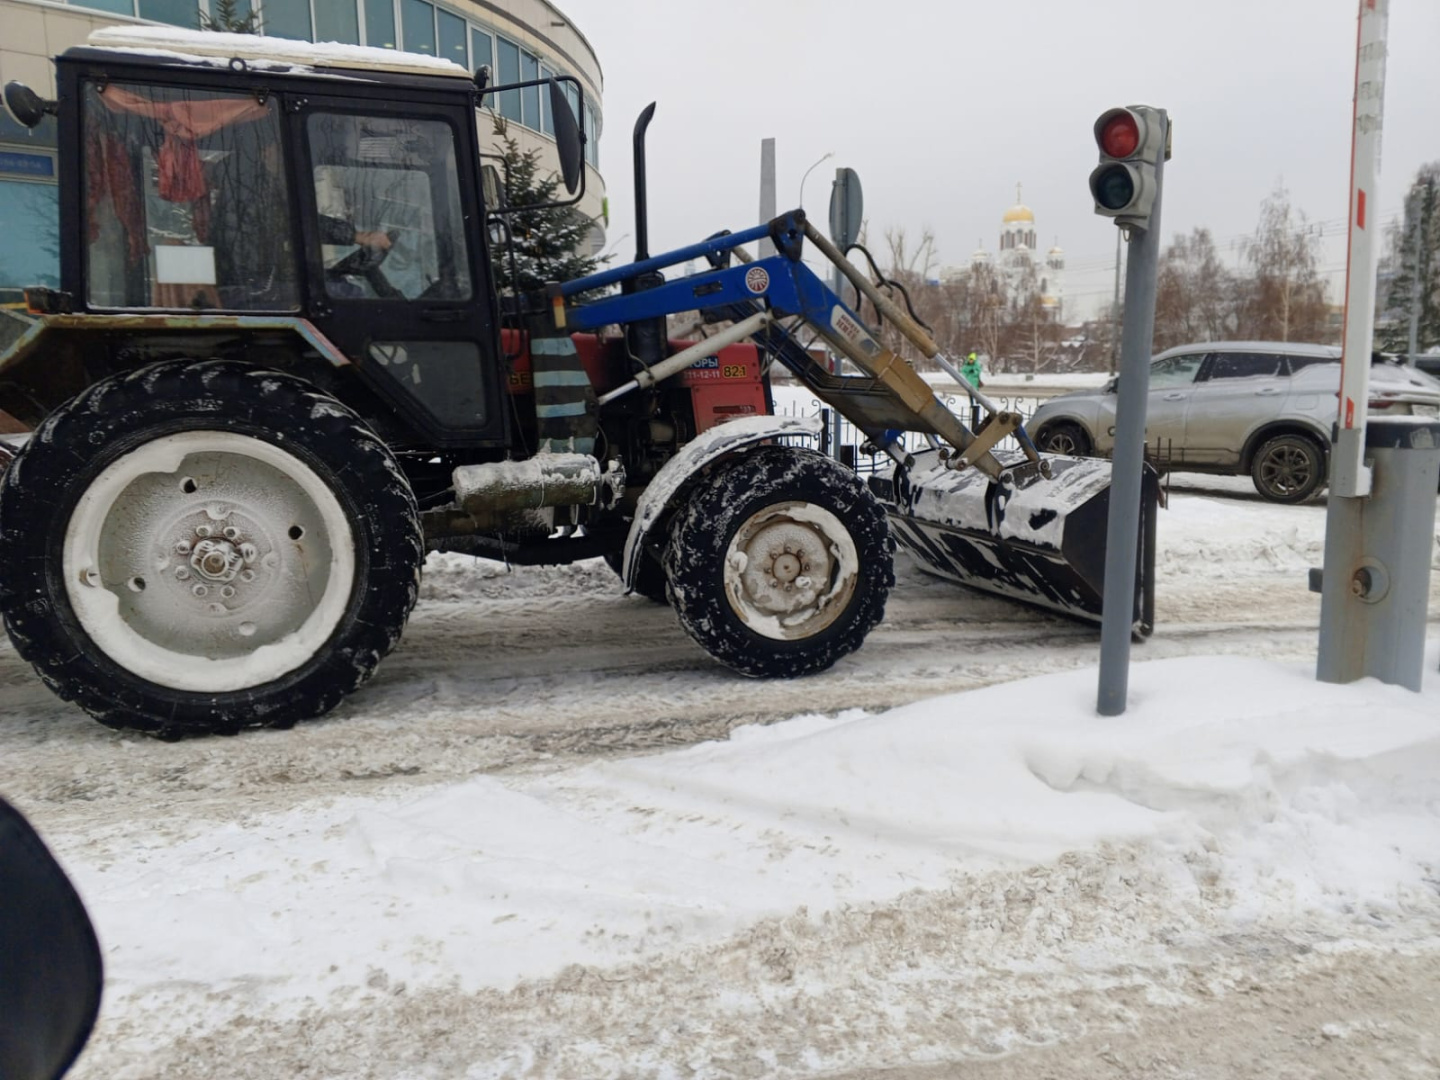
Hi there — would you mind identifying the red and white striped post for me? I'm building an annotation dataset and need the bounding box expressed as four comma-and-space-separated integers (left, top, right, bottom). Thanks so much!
1316, 0, 1413, 687
1330, 0, 1389, 498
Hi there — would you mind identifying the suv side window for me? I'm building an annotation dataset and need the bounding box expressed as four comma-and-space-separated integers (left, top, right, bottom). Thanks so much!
1149, 353, 1205, 389
1203, 352, 1284, 381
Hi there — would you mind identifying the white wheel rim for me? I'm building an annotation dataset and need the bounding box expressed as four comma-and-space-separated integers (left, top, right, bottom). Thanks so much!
721, 501, 859, 642
63, 431, 356, 693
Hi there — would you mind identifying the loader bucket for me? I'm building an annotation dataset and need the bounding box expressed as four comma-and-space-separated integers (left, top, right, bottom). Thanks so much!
868, 449, 1157, 634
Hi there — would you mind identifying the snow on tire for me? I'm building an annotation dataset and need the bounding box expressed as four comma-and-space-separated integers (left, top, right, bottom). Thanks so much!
0, 360, 422, 737
663, 445, 893, 678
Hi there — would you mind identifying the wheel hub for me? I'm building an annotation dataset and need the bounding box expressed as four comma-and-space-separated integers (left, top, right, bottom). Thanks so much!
720, 500, 860, 642
189, 535, 249, 583
63, 435, 350, 684
163, 506, 278, 615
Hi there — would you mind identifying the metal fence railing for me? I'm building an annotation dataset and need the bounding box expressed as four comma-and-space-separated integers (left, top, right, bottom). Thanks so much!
771, 388, 1047, 474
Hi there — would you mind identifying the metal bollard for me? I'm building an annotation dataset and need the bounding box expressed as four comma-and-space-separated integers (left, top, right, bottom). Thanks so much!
1315, 419, 1440, 691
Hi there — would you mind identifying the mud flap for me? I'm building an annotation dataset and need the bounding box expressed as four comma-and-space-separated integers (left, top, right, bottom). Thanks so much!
868, 450, 1157, 634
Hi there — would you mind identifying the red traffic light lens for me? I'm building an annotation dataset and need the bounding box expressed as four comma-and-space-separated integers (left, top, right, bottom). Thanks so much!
1099, 112, 1140, 158
1092, 164, 1135, 211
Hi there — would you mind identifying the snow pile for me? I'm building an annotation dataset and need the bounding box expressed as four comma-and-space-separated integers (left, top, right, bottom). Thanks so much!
64, 654, 1440, 1054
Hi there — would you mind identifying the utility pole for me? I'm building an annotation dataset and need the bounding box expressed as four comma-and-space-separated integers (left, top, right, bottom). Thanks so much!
758, 138, 776, 258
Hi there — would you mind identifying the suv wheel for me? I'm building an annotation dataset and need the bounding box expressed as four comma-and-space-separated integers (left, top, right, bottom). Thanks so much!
0, 361, 422, 736
1251, 434, 1325, 503
1036, 421, 1092, 457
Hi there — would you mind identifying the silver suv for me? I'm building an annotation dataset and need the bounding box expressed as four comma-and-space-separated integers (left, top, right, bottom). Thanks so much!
1027, 342, 1440, 503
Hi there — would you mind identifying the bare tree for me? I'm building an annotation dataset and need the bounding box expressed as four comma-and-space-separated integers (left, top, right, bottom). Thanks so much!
1240, 184, 1331, 342
964, 263, 1005, 372
1155, 227, 1237, 350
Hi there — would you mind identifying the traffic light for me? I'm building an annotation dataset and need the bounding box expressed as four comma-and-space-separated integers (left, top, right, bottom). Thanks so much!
1089, 106, 1167, 230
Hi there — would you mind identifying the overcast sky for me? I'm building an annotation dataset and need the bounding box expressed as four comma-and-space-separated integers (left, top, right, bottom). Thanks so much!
556, 0, 1439, 322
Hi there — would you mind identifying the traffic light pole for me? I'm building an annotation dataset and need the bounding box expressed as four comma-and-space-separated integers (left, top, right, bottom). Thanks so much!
1097, 111, 1168, 716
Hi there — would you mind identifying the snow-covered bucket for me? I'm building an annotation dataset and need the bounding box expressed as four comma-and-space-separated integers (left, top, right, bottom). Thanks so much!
868, 449, 1159, 633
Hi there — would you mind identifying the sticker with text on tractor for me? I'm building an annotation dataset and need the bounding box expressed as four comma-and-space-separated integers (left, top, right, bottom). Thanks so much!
744, 266, 770, 294
830, 306, 882, 357
681, 355, 752, 383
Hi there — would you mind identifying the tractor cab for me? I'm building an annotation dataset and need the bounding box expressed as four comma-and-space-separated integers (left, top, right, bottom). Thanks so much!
7, 27, 581, 451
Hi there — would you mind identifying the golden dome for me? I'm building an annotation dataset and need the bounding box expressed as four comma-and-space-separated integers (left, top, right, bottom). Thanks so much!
1003, 204, 1035, 224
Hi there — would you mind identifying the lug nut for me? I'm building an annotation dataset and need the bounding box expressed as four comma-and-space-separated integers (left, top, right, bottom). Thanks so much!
175, 567, 191, 581
240, 569, 256, 582
223, 527, 240, 540
196, 525, 211, 538
192, 584, 208, 597
175, 540, 192, 555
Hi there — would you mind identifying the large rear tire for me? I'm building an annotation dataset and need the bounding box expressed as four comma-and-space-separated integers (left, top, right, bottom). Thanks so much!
663, 446, 892, 678
0, 361, 422, 737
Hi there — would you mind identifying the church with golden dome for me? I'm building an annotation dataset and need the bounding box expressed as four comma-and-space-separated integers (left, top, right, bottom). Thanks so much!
964, 185, 1066, 319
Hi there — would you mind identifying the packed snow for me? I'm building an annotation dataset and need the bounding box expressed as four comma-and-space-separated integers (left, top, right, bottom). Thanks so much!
2, 477, 1439, 1079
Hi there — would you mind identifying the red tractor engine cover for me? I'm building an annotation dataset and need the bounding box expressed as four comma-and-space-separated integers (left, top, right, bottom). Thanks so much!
502, 330, 770, 434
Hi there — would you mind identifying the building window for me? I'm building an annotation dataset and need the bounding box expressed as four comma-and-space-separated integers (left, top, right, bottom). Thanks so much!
139, 0, 199, 26
495, 37, 521, 122
315, 0, 361, 45
365, 0, 397, 48
264, 0, 312, 40
401, 0, 436, 55
83, 0, 137, 14
437, 8, 467, 68
470, 27, 492, 73
539, 66, 555, 136
0, 178, 59, 290
520, 51, 539, 129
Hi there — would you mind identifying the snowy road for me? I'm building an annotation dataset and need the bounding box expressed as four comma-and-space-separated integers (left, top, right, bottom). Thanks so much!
0, 477, 1349, 822
3, 479, 1439, 1079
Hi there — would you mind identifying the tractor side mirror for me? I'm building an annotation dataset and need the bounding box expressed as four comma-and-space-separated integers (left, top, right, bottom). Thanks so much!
4, 82, 57, 129
481, 164, 507, 211
549, 81, 583, 196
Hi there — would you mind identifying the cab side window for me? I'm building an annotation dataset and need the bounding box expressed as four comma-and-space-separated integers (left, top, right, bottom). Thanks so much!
305, 112, 472, 302
82, 81, 299, 311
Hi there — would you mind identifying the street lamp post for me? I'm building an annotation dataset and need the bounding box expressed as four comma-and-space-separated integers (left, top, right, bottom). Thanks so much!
798, 151, 833, 210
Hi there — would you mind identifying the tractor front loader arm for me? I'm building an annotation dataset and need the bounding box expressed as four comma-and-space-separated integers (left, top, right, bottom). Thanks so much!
561, 211, 1013, 478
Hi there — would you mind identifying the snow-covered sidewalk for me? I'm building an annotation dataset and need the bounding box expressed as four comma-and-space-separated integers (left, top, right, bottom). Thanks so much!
51, 652, 1440, 1078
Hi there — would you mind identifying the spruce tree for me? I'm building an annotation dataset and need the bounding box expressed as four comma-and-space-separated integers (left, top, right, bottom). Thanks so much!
198, 0, 260, 34
488, 117, 606, 294
1379, 164, 1440, 355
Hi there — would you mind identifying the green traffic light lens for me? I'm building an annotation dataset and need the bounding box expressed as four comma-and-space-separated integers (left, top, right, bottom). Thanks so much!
1093, 166, 1134, 211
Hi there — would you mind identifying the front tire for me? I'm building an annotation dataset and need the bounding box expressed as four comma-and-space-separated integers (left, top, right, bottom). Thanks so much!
663, 446, 892, 678
0, 361, 422, 736
1251, 434, 1325, 503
